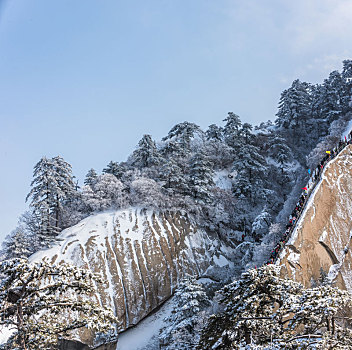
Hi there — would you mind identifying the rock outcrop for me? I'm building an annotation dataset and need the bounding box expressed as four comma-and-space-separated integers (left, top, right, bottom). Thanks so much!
31, 208, 233, 344
279, 145, 352, 290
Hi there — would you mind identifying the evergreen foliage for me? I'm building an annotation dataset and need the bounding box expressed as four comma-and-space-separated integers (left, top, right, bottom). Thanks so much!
198, 265, 352, 349
0, 258, 118, 350
159, 278, 211, 350
130, 134, 162, 168
84, 168, 98, 186
189, 152, 214, 203
102, 161, 125, 179
25, 156, 76, 245
0, 227, 36, 260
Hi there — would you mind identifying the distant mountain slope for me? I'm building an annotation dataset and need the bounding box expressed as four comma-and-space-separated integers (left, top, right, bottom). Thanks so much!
279, 145, 352, 290
30, 208, 233, 344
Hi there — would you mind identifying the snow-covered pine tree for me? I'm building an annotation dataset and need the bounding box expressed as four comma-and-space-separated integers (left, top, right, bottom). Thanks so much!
84, 168, 98, 186
130, 177, 164, 208
159, 278, 211, 350
232, 143, 267, 202
198, 265, 302, 349
0, 258, 118, 350
26, 156, 76, 245
251, 209, 271, 241
198, 265, 352, 349
162, 122, 203, 152
130, 134, 162, 168
206, 124, 223, 141
102, 161, 125, 179
223, 112, 242, 149
82, 173, 126, 212
275, 80, 312, 139
189, 152, 214, 203
0, 227, 36, 260
268, 135, 293, 173
158, 159, 191, 205
241, 122, 253, 144
342, 59, 352, 99
320, 71, 347, 124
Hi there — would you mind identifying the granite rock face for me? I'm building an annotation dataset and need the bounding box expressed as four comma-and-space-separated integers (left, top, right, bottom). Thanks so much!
31, 208, 233, 344
279, 145, 352, 291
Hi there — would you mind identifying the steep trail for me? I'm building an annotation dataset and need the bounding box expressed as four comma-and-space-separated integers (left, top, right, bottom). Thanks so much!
276, 144, 352, 289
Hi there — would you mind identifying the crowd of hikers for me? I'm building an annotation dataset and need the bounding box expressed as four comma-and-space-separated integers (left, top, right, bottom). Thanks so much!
266, 130, 352, 265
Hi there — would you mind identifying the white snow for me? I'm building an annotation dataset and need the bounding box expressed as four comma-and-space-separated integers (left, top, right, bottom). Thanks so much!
287, 252, 300, 265
0, 326, 15, 345
328, 263, 341, 283
213, 254, 231, 267
117, 299, 173, 350
213, 170, 234, 190
319, 230, 328, 243
197, 277, 217, 285
341, 118, 352, 140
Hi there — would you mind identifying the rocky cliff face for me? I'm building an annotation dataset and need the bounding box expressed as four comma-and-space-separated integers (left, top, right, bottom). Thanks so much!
279, 145, 352, 290
31, 208, 233, 343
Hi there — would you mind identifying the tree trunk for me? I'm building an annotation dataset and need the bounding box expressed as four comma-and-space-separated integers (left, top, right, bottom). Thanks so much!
56, 194, 60, 232
17, 302, 26, 349
244, 326, 251, 345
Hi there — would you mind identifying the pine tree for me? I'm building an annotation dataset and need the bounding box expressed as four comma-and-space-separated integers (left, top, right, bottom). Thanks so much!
198, 265, 352, 349
159, 278, 211, 350
159, 158, 190, 196
275, 79, 312, 132
82, 173, 126, 212
189, 152, 214, 203
251, 209, 271, 241
223, 112, 242, 149
268, 135, 293, 172
84, 168, 98, 186
241, 122, 253, 144
232, 144, 267, 201
0, 258, 118, 349
102, 161, 124, 179
162, 122, 203, 151
320, 71, 347, 123
206, 124, 223, 141
130, 134, 162, 168
0, 227, 36, 260
26, 156, 76, 244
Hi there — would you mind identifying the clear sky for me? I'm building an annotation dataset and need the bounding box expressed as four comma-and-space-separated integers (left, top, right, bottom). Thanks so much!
1, 0, 352, 242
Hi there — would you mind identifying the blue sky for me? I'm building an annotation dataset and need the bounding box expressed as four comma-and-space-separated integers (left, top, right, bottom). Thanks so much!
1, 0, 352, 241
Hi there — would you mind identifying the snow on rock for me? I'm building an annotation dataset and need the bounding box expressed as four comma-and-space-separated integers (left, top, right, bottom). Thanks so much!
341, 118, 352, 140
30, 208, 232, 344
278, 145, 352, 291
117, 298, 173, 350
213, 254, 232, 267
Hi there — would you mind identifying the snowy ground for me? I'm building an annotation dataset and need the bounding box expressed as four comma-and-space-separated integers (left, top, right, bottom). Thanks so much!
341, 118, 352, 140
0, 326, 14, 345
116, 298, 173, 350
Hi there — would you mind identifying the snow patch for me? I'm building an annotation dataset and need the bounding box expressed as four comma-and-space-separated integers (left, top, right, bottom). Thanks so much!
213, 254, 230, 267
310, 205, 316, 222
328, 263, 341, 284
117, 299, 173, 350
0, 326, 15, 345
213, 170, 234, 190
287, 252, 300, 265
319, 230, 328, 243
341, 118, 352, 140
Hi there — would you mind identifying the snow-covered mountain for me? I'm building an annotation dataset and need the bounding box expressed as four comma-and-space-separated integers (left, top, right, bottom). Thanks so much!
30, 208, 234, 344
279, 144, 352, 290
